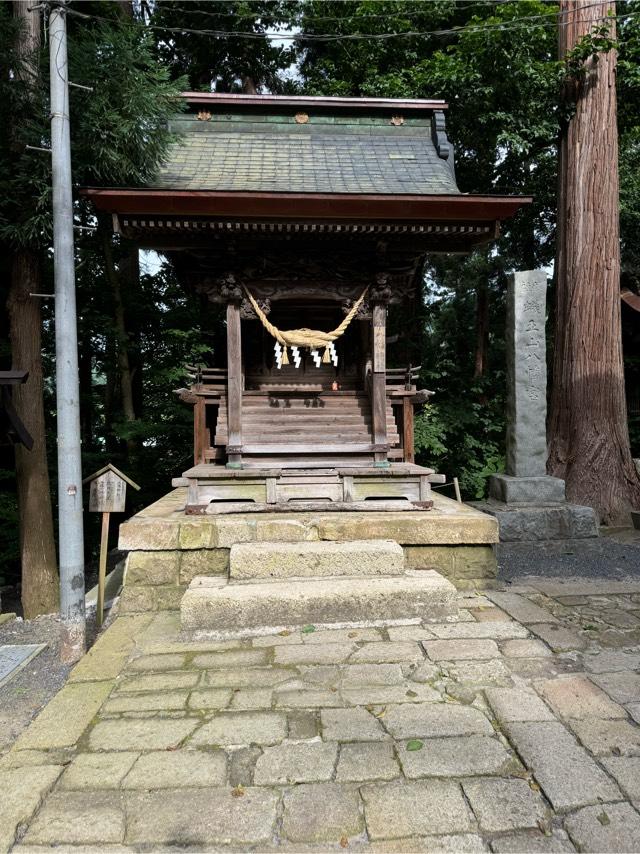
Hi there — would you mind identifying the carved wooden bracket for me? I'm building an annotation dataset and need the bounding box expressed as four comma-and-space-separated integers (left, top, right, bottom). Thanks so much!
370, 272, 393, 304
218, 273, 243, 303
341, 296, 371, 319
431, 110, 452, 161
241, 297, 270, 319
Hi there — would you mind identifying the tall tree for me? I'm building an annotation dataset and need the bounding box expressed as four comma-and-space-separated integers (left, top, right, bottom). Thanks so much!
297, 1, 559, 495
150, 0, 297, 92
1, 2, 186, 603
6, 1, 58, 618
548, 0, 640, 522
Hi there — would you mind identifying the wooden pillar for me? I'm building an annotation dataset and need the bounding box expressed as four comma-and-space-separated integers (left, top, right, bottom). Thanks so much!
371, 301, 388, 465
194, 397, 207, 465
403, 396, 415, 464
226, 300, 243, 467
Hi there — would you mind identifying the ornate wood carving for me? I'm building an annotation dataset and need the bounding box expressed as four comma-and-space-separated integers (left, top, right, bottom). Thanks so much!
240, 296, 270, 319
370, 273, 393, 305
431, 110, 452, 161
218, 273, 243, 303
341, 296, 371, 319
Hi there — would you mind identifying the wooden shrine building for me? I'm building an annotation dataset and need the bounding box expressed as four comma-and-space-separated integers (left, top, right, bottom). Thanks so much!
85, 93, 528, 513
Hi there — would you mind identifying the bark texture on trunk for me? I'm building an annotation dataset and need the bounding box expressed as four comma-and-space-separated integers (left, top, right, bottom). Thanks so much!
102, 229, 136, 426
473, 281, 489, 379
549, 0, 640, 523
8, 251, 59, 617
9, 1, 58, 617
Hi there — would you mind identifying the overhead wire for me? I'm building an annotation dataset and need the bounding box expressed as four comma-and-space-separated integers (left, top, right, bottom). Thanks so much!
63, 2, 633, 41
151, 0, 530, 26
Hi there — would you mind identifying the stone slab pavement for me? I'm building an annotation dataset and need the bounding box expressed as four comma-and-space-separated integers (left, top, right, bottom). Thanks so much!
2, 579, 640, 852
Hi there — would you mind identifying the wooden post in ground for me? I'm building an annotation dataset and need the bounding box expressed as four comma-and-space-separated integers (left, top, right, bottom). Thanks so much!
402, 396, 415, 463
84, 464, 140, 626
194, 397, 207, 465
97, 511, 110, 627
226, 300, 243, 468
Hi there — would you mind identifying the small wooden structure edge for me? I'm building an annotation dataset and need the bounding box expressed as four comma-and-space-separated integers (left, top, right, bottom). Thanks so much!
84, 94, 529, 512
83, 464, 140, 625
0, 371, 34, 450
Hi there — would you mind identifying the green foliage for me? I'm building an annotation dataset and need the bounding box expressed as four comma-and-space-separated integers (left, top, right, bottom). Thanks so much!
0, 6, 52, 246
563, 18, 618, 84
618, 7, 640, 289
415, 403, 505, 500
300, 0, 559, 267
68, 21, 186, 186
149, 0, 299, 92
0, 4, 184, 249
0, 3, 190, 585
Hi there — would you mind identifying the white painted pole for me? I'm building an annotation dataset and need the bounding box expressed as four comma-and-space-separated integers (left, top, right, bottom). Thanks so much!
49, 0, 85, 661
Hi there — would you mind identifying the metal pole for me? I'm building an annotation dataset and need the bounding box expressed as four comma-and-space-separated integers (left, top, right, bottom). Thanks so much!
49, 0, 85, 662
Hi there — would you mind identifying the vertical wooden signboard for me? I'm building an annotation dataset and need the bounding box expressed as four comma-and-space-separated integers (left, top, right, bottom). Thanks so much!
83, 465, 140, 626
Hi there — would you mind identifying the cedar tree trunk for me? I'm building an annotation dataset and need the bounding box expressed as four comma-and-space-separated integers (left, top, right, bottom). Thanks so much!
8, 251, 59, 616
102, 228, 136, 426
548, 0, 640, 523
473, 281, 489, 379
8, 0, 58, 616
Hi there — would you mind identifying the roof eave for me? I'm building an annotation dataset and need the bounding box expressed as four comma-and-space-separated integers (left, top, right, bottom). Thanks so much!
179, 92, 449, 111
81, 188, 532, 223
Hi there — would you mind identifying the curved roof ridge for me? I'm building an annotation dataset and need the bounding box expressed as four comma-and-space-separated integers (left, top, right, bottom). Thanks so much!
181, 92, 448, 111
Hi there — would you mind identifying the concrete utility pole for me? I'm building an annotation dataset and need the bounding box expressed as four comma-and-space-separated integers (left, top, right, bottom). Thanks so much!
48, 0, 85, 661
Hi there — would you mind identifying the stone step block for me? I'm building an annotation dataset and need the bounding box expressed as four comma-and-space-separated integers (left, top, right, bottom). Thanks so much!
180, 571, 457, 633
230, 539, 404, 580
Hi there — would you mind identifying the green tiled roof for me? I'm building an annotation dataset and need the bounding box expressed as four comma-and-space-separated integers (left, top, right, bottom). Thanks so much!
149, 110, 460, 196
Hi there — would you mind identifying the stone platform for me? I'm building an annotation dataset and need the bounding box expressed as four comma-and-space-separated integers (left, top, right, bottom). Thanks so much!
117, 488, 499, 617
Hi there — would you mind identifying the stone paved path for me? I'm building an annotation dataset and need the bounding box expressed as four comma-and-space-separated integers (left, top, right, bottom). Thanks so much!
2, 577, 640, 852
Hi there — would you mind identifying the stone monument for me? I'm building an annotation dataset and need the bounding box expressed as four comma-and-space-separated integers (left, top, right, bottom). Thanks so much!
475, 270, 599, 541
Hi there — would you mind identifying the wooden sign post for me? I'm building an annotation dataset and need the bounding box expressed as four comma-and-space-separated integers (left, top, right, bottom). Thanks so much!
83, 464, 140, 626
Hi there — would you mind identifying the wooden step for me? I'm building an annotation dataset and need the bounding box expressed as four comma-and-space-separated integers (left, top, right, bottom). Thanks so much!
239, 415, 375, 424
214, 391, 401, 454
241, 456, 376, 468
240, 443, 384, 454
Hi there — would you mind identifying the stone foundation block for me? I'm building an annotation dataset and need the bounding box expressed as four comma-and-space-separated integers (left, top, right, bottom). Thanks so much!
155, 585, 186, 611
179, 520, 217, 549
230, 539, 404, 580
179, 549, 229, 585
119, 519, 180, 551
126, 552, 179, 586
121, 548, 230, 612
255, 519, 320, 542
473, 502, 598, 542
316, 512, 498, 545
119, 583, 185, 613
119, 585, 157, 614
403, 545, 497, 588
489, 474, 566, 505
